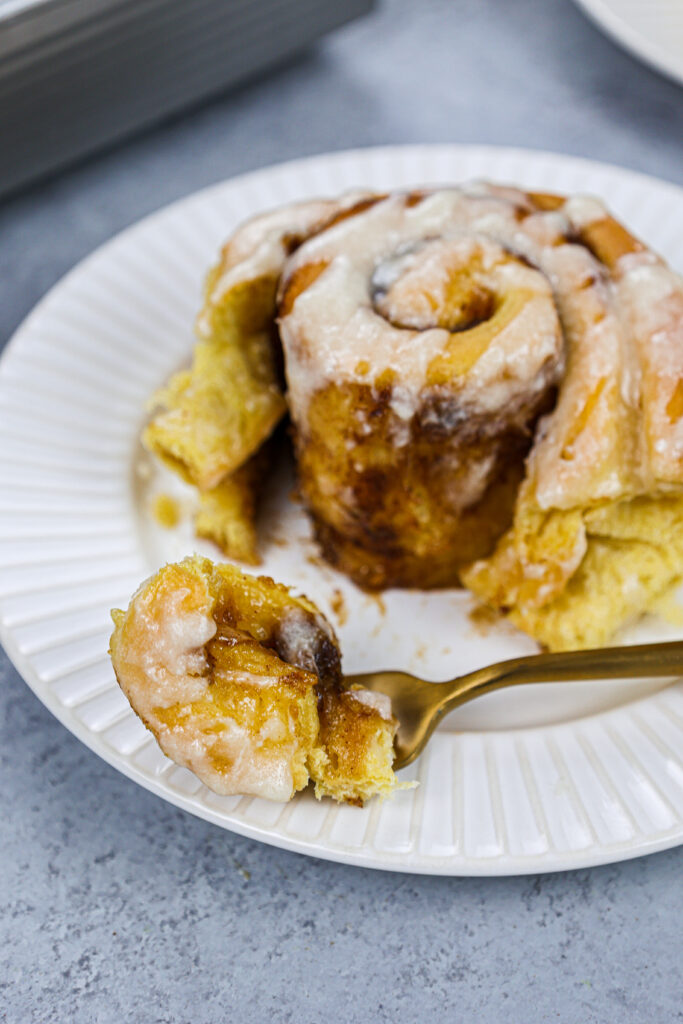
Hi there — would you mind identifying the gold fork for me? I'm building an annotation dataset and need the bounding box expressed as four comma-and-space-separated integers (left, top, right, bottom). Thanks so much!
345, 640, 683, 770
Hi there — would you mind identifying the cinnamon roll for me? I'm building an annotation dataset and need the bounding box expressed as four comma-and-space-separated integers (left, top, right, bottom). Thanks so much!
141, 183, 683, 650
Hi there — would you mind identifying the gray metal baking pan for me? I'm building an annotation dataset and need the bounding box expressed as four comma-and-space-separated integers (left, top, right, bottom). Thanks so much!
0, 0, 374, 198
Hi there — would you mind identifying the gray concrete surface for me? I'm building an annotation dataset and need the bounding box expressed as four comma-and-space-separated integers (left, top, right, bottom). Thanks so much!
1, 1, 682, 1020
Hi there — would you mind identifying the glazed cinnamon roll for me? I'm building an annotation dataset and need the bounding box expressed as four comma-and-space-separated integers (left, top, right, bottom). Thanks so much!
141, 183, 683, 650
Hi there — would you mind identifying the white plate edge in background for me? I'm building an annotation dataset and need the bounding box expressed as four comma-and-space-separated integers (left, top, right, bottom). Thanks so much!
573, 0, 683, 87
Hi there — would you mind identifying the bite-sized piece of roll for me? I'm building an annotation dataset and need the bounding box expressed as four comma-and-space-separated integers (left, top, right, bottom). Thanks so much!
109, 557, 326, 800
109, 557, 400, 803
278, 188, 566, 588
464, 194, 683, 650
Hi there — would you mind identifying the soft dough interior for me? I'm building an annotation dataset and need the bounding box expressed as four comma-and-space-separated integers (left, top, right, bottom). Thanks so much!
465, 495, 683, 650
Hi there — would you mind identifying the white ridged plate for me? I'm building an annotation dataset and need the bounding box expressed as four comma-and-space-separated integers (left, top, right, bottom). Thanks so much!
573, 0, 683, 86
2, 145, 683, 875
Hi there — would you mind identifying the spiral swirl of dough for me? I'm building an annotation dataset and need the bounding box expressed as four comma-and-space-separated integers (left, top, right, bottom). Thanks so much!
278, 186, 571, 587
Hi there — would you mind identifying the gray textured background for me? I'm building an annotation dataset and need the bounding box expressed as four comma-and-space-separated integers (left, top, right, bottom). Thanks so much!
2, 1, 682, 1021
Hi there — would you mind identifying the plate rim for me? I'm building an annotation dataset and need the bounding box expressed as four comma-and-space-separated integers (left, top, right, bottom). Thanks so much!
2, 142, 683, 875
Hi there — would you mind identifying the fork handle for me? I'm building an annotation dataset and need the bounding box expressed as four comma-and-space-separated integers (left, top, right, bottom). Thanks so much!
446, 639, 683, 707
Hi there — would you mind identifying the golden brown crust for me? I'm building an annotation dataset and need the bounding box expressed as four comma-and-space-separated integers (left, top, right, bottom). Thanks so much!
577, 215, 645, 270
528, 188, 646, 267
526, 190, 565, 212
143, 198, 360, 555
295, 374, 535, 589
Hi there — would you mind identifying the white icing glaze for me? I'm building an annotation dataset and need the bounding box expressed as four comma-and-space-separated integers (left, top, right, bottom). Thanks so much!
159, 714, 298, 802
196, 193, 375, 338
616, 252, 683, 477
129, 582, 216, 705
526, 242, 647, 509
195, 199, 338, 338
563, 194, 608, 231
349, 688, 394, 721
528, 238, 683, 507
209, 201, 334, 296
